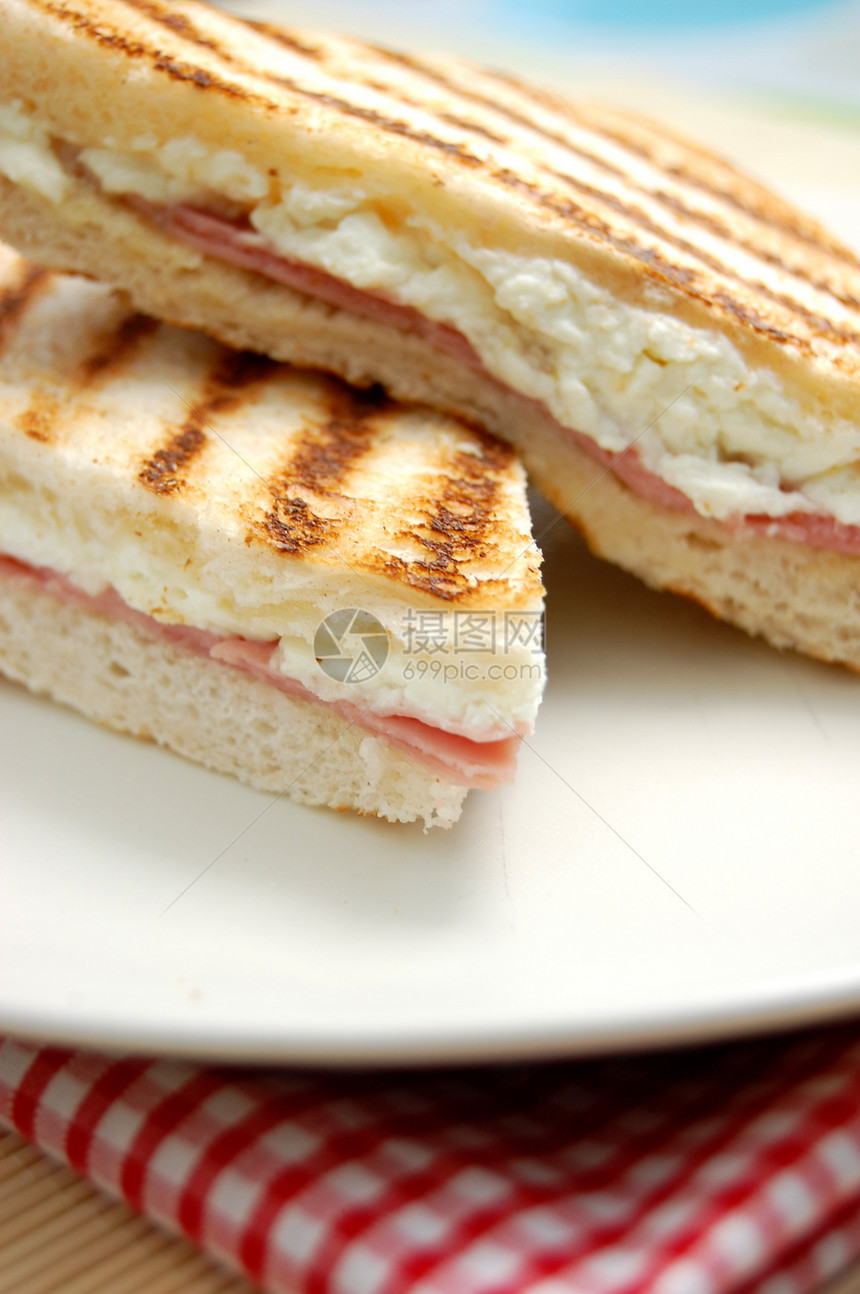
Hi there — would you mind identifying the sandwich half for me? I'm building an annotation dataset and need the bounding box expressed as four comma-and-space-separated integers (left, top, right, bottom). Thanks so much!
1, 0, 860, 671
0, 244, 545, 828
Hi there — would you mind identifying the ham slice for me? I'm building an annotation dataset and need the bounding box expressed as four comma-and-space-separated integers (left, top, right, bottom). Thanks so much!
567, 430, 860, 555
728, 511, 860, 555
208, 637, 519, 787
132, 200, 860, 558
129, 200, 484, 371
0, 556, 520, 789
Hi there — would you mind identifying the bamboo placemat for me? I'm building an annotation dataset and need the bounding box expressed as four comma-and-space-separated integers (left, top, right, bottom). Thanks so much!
0, 1130, 260, 1294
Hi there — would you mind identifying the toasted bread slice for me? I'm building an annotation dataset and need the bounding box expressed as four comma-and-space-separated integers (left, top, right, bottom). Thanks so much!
0, 244, 545, 826
2, 0, 860, 667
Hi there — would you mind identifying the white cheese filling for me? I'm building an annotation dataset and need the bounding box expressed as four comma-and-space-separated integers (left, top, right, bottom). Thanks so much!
3, 103, 860, 526
0, 102, 68, 204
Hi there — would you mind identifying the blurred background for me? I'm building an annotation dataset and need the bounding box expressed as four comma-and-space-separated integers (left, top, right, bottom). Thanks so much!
219, 0, 860, 111
217, 0, 860, 248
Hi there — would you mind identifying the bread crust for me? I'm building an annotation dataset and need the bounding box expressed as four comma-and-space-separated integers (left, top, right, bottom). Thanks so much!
2, 175, 857, 672
0, 571, 468, 827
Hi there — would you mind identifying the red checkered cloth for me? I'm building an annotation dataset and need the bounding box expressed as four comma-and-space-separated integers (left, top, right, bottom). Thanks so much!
4, 1028, 860, 1293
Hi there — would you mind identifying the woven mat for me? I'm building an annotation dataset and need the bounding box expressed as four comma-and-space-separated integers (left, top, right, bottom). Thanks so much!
0, 1130, 258, 1294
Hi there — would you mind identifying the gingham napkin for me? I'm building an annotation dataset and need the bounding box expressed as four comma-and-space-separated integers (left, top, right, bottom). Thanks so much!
4, 1027, 860, 1294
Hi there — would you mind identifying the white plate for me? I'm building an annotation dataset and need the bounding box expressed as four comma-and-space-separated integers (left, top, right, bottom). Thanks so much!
4, 132, 860, 1065
6, 489, 860, 1065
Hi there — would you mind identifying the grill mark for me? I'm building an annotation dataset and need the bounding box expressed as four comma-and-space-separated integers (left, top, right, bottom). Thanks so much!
438, 113, 507, 145
259, 495, 336, 554
245, 19, 323, 61
14, 394, 59, 444
138, 420, 206, 495
608, 128, 858, 266
109, 1, 486, 164
266, 75, 484, 166
485, 166, 856, 352
35, 2, 485, 165
31, 0, 149, 57
30, 0, 277, 105
138, 349, 276, 495
0, 265, 51, 360
78, 312, 159, 384
479, 65, 856, 262
367, 45, 627, 181
652, 189, 860, 312
259, 381, 384, 555
120, 1, 495, 157
147, 52, 255, 95
544, 168, 860, 348
348, 75, 510, 145
385, 431, 514, 601
114, 0, 224, 54
491, 167, 687, 282
635, 154, 856, 268
708, 292, 797, 346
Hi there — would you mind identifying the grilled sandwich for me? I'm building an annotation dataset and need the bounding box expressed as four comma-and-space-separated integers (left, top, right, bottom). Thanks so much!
2, 0, 860, 670
0, 244, 545, 828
